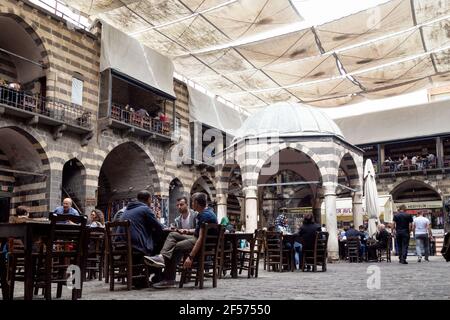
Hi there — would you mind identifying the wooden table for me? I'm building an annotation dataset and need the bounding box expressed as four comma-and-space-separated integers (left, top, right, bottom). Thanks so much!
224, 232, 254, 278
0, 221, 50, 300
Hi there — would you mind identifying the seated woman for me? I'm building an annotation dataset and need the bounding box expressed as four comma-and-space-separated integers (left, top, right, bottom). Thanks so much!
220, 216, 235, 233
88, 209, 105, 228
275, 213, 302, 269
9, 206, 30, 223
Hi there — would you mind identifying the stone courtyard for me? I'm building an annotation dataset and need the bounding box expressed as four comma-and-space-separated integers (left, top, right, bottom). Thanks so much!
10, 256, 450, 300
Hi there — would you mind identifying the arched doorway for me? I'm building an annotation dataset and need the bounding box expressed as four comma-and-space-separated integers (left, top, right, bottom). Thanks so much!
97, 142, 162, 221
61, 158, 85, 214
0, 127, 49, 220
257, 148, 322, 231
227, 166, 243, 229
191, 176, 216, 210
0, 14, 48, 98
169, 178, 184, 224
392, 180, 444, 230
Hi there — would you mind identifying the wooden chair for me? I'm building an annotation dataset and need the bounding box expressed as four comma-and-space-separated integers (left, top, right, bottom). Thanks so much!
302, 232, 329, 272
377, 234, 392, 262
238, 229, 264, 278
264, 231, 291, 272
86, 227, 105, 281
179, 223, 223, 289
217, 233, 233, 278
31, 214, 88, 300
105, 221, 149, 291
346, 237, 361, 263
6, 238, 42, 299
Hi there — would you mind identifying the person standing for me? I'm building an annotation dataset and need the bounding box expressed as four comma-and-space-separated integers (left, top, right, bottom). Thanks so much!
413, 211, 432, 262
393, 204, 413, 264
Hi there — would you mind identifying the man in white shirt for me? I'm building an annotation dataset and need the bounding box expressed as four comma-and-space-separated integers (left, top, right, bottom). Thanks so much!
173, 196, 197, 233
413, 211, 432, 262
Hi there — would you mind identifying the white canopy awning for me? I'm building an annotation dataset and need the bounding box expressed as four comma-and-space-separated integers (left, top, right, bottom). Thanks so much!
100, 22, 176, 98
334, 99, 450, 145
64, 0, 450, 109
188, 86, 247, 136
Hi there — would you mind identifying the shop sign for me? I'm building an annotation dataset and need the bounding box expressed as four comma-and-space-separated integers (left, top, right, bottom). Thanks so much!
431, 229, 445, 236
286, 207, 312, 214
402, 201, 442, 210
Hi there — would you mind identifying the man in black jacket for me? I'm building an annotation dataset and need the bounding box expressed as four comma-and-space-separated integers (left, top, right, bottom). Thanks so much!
296, 213, 321, 269
393, 204, 413, 264
118, 190, 165, 257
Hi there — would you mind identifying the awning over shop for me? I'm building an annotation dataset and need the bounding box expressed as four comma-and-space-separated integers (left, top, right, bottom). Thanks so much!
321, 195, 394, 222
100, 22, 176, 98
188, 86, 247, 136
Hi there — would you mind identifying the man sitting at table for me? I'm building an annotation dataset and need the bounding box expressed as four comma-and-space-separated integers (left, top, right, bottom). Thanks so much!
143, 192, 217, 289
173, 196, 197, 232
296, 213, 321, 270
367, 224, 390, 260
53, 198, 79, 216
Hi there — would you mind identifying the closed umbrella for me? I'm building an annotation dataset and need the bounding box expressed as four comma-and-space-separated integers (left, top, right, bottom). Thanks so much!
364, 159, 379, 238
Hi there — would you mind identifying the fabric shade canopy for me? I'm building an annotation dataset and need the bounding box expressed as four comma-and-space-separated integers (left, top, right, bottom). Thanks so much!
100, 22, 176, 98
64, 0, 450, 110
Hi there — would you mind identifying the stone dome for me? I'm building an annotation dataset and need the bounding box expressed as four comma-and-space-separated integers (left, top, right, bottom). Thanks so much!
235, 102, 344, 140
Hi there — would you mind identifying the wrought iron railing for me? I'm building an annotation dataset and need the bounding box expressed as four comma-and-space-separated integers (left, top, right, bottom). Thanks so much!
111, 104, 172, 137
0, 86, 92, 129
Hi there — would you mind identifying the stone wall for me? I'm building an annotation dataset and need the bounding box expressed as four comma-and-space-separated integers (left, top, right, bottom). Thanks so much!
0, 0, 215, 222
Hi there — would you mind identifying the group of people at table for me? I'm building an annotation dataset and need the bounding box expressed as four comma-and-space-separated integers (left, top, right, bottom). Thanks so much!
4, 190, 329, 290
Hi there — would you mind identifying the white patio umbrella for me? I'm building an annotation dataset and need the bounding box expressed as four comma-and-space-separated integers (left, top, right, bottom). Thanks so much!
364, 159, 379, 238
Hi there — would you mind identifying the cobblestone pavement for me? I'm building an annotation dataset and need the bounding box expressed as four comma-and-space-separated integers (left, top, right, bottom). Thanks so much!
10, 256, 450, 300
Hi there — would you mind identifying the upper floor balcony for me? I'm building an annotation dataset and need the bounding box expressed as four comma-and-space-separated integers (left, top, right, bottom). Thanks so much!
107, 103, 172, 140
0, 84, 93, 143
98, 69, 176, 143
360, 136, 450, 178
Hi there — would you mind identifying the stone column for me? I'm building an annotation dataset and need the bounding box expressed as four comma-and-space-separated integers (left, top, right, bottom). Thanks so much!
436, 137, 444, 168
216, 193, 228, 223
243, 186, 258, 233
324, 183, 339, 260
312, 197, 323, 224
352, 192, 364, 228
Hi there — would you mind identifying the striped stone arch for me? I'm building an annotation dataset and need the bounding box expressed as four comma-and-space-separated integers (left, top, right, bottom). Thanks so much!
390, 178, 444, 200
191, 175, 217, 203
101, 140, 163, 194
0, 11, 50, 69
337, 151, 361, 191
0, 125, 51, 215
60, 157, 87, 212
216, 161, 242, 195
250, 142, 330, 187
0, 125, 50, 169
